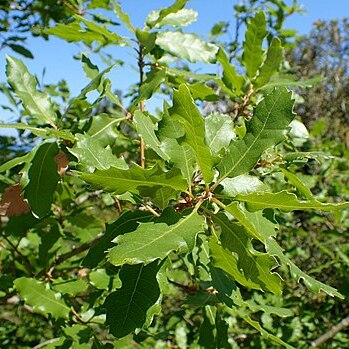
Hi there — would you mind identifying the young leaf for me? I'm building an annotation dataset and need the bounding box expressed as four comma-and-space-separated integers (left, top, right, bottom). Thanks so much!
133, 111, 169, 160
205, 113, 236, 155
160, 138, 195, 186
6, 56, 56, 127
104, 262, 161, 338
255, 37, 283, 88
80, 164, 187, 195
24, 142, 60, 218
236, 190, 349, 212
169, 84, 214, 183
45, 15, 124, 46
111, 0, 135, 33
108, 208, 205, 266
221, 174, 268, 197
216, 88, 294, 185
69, 133, 127, 172
216, 48, 245, 95
147, 8, 197, 28
242, 11, 267, 79
14, 277, 70, 319
146, 0, 188, 28
156, 32, 218, 63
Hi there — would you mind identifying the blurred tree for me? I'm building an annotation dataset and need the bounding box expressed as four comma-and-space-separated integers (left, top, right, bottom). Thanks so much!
286, 19, 349, 142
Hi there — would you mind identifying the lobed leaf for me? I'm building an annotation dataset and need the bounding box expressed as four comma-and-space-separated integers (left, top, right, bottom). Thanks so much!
242, 11, 267, 79
108, 208, 205, 265
216, 88, 295, 185
6, 56, 56, 127
169, 84, 215, 183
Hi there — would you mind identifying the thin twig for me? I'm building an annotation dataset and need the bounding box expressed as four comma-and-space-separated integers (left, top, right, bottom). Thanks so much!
311, 315, 349, 347
33, 338, 61, 349
1, 234, 33, 275
138, 43, 146, 168
45, 233, 104, 277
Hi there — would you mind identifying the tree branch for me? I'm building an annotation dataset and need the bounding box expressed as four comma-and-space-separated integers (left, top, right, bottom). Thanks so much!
311, 315, 349, 347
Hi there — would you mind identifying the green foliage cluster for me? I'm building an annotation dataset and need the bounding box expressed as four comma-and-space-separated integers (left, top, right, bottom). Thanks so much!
0, 1, 348, 348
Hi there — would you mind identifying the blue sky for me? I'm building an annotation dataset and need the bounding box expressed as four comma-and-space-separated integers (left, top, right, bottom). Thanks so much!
0, 0, 349, 134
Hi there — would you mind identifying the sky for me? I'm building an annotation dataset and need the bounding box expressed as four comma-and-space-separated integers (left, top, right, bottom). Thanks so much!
0, 0, 349, 135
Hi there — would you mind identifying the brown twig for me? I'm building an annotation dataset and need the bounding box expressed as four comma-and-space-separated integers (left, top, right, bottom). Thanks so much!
45, 233, 104, 278
311, 315, 349, 347
1, 234, 33, 275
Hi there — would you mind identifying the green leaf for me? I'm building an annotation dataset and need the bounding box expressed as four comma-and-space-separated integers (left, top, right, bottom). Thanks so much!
209, 238, 262, 290
81, 164, 187, 195
151, 187, 177, 209
0, 123, 74, 141
83, 211, 154, 268
132, 69, 167, 109
216, 48, 245, 95
52, 279, 88, 295
221, 174, 268, 197
146, 0, 188, 28
104, 262, 161, 338
156, 32, 218, 63
7, 44, 33, 58
87, 114, 124, 147
14, 277, 70, 319
111, 0, 135, 33
255, 37, 283, 88
216, 88, 294, 184
188, 83, 218, 101
108, 208, 205, 266
242, 11, 267, 79
236, 190, 349, 212
169, 84, 214, 183
160, 138, 195, 186
24, 142, 60, 218
260, 75, 324, 90
6, 56, 56, 127
211, 213, 282, 294
0, 152, 33, 173
147, 8, 197, 28
46, 15, 124, 46
205, 113, 235, 155
228, 206, 343, 298
134, 111, 169, 160
69, 133, 127, 172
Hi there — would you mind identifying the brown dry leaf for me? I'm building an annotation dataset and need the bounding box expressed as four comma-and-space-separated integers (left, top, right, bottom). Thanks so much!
0, 184, 30, 216
55, 151, 69, 176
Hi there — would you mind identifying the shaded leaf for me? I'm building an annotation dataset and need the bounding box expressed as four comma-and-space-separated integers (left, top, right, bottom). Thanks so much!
104, 262, 161, 338
24, 142, 60, 218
